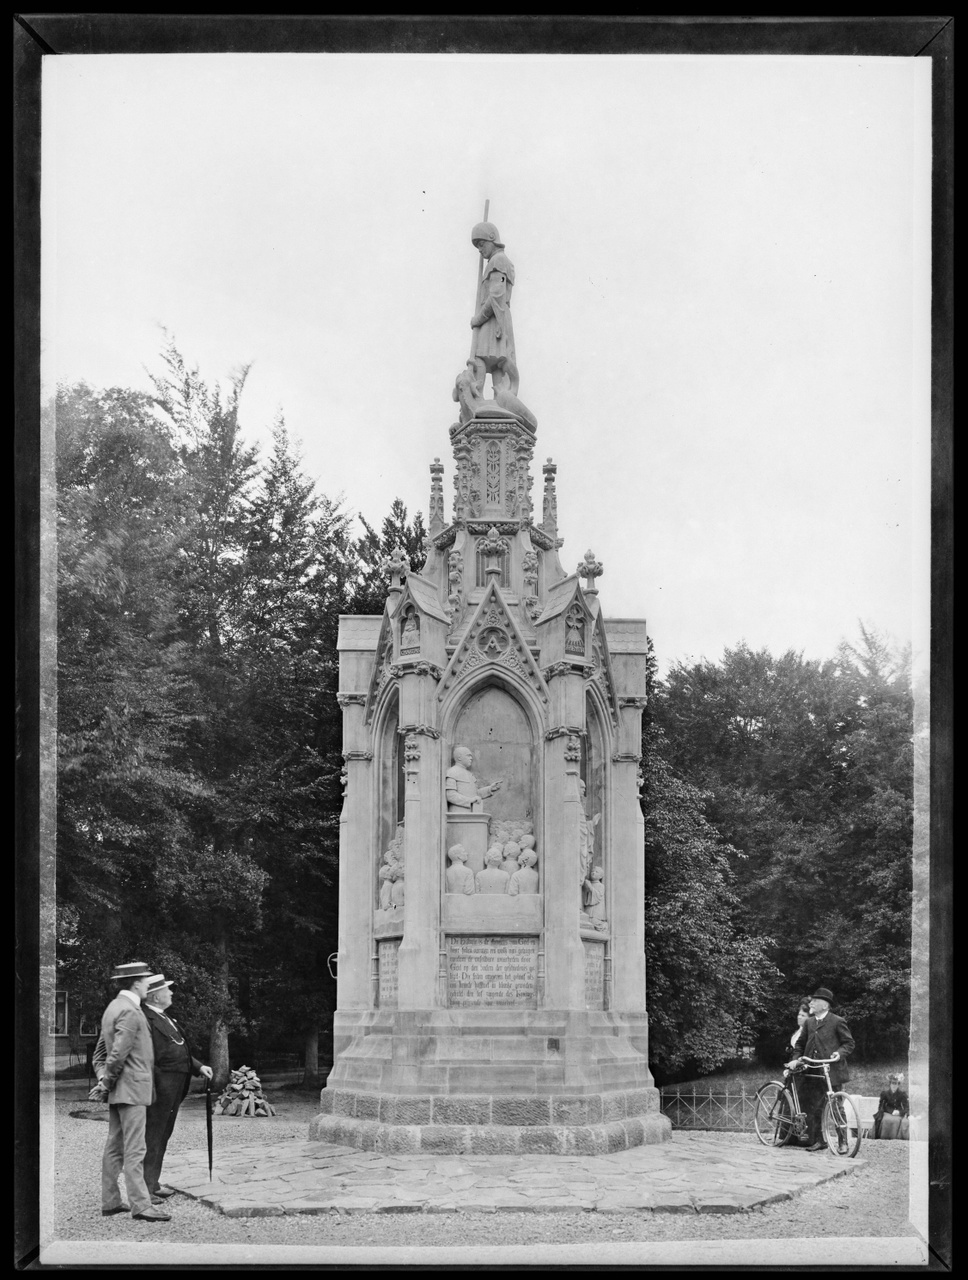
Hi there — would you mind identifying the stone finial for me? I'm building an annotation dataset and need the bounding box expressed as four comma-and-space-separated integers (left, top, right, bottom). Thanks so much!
385, 545, 409, 594
428, 458, 445, 535
541, 458, 558, 537
578, 550, 604, 596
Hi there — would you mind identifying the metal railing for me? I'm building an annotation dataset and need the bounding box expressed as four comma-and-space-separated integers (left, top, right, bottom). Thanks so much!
659, 1085, 757, 1131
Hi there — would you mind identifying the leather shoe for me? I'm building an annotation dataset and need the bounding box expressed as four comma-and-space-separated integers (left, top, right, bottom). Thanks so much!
101, 1205, 129, 1216
152, 1186, 176, 1198
132, 1208, 171, 1222
805, 1142, 826, 1151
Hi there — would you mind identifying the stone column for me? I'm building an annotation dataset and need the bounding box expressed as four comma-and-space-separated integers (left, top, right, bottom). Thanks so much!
542, 728, 587, 1009
608, 708, 646, 1013
336, 742, 375, 1012
396, 669, 443, 1009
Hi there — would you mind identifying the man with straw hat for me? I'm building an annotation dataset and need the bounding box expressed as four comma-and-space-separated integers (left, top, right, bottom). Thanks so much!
141, 974, 212, 1202
91, 961, 170, 1221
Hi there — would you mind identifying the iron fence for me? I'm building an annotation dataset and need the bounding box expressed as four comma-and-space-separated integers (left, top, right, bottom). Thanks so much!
659, 1085, 757, 1131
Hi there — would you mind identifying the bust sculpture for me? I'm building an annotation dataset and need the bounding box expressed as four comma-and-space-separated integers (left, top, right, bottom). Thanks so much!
475, 847, 510, 895
445, 844, 476, 895
445, 745, 503, 813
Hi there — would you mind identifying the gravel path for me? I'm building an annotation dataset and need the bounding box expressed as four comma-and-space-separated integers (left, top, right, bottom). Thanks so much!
45, 1088, 921, 1250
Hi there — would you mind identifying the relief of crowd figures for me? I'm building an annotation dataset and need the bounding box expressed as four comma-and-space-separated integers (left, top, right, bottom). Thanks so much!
447, 817, 538, 896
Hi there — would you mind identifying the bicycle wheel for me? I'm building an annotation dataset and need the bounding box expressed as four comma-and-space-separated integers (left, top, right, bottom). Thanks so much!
822, 1092, 861, 1157
754, 1082, 795, 1147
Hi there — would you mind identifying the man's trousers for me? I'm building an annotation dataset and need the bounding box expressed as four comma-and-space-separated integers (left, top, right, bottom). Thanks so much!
143, 1071, 190, 1194
101, 1102, 152, 1214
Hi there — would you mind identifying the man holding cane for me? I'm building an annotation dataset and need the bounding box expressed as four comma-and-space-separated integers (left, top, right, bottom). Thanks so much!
140, 974, 213, 1202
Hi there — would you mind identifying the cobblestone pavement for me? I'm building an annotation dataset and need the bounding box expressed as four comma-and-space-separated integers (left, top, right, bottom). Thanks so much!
162, 1133, 864, 1217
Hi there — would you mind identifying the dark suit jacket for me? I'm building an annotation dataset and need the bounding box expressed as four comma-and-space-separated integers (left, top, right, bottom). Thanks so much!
794, 1012, 855, 1087
142, 1004, 203, 1102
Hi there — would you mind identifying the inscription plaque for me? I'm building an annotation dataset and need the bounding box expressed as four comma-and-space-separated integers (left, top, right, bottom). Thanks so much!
583, 939, 605, 1010
447, 935, 538, 1008
378, 939, 400, 1008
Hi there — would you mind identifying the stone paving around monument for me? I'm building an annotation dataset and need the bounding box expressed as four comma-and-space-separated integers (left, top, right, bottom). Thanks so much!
162, 1131, 862, 1218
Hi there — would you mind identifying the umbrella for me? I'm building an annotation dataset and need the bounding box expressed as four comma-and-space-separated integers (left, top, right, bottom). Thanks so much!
206, 1079, 214, 1180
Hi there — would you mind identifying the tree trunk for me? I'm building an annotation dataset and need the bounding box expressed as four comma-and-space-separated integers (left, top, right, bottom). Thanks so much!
302, 1028, 319, 1090
208, 932, 231, 1090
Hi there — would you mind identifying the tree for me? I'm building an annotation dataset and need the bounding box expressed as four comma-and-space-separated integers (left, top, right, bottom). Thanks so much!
652, 631, 913, 1059
641, 723, 779, 1078
54, 382, 205, 1019
349, 498, 426, 614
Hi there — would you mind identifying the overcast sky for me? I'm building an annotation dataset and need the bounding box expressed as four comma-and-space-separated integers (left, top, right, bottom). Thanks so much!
41, 53, 931, 676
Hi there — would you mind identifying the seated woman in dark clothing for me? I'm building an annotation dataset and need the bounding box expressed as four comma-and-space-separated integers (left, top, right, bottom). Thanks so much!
873, 1073, 909, 1139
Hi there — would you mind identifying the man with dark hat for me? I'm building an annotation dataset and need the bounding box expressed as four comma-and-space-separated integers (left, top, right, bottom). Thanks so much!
140, 974, 212, 1202
91, 961, 170, 1221
786, 986, 855, 1151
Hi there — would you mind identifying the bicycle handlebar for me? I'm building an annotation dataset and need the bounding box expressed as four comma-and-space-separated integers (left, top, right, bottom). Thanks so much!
798, 1056, 839, 1064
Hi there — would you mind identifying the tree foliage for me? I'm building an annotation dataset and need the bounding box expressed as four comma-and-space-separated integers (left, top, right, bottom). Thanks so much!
653, 631, 913, 1059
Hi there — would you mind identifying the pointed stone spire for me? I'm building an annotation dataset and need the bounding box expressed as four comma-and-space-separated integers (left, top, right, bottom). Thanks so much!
428, 457, 445, 536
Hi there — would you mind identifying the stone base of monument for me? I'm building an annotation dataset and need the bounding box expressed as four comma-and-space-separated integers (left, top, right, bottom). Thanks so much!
310, 1008, 672, 1155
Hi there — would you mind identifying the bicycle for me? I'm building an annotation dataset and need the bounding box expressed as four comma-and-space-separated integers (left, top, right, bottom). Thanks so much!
753, 1056, 861, 1157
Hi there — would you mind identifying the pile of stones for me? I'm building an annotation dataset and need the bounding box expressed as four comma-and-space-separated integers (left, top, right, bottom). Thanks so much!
213, 1066, 276, 1117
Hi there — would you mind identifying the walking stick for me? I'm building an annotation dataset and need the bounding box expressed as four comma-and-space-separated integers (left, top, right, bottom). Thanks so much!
206, 1079, 214, 1180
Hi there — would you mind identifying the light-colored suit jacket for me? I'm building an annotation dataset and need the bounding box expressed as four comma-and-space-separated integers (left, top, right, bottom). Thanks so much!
94, 994, 156, 1106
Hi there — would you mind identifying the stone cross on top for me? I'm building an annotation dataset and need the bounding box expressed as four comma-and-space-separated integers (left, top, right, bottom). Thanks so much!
578, 550, 604, 595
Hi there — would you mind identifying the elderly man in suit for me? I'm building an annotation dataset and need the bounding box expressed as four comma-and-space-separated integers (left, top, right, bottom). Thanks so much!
786, 986, 856, 1151
141, 975, 212, 1202
91, 961, 170, 1221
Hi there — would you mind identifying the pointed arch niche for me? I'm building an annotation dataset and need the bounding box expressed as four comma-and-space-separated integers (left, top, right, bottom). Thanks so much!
376, 691, 403, 873
585, 690, 608, 878
451, 680, 537, 830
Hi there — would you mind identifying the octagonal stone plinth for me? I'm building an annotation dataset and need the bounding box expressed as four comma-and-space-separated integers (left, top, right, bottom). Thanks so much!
309, 1086, 671, 1155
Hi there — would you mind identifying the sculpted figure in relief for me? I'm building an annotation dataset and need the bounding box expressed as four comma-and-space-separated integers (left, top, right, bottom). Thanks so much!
475, 847, 510, 895
508, 848, 539, 896
378, 828, 404, 910
453, 364, 538, 431
445, 745, 504, 813
500, 841, 522, 875
445, 845, 476, 895
389, 864, 406, 911
578, 780, 602, 890
582, 865, 607, 929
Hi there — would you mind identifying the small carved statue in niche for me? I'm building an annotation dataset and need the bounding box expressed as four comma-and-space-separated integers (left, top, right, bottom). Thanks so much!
565, 603, 586, 656
500, 841, 522, 875
400, 606, 420, 653
582, 865, 607, 930
508, 848, 539, 896
578, 779, 602, 890
475, 847, 511, 895
445, 844, 476, 895
378, 827, 404, 909
445, 744, 504, 813
389, 863, 406, 911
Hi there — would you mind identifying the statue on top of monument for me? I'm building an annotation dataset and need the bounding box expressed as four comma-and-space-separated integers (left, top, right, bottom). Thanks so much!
445, 744, 504, 813
469, 222, 519, 399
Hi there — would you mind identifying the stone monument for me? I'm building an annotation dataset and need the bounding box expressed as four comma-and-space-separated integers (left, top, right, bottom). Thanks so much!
312, 215, 670, 1155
